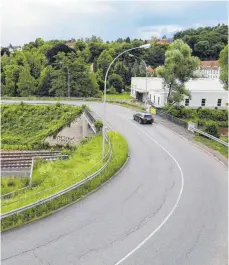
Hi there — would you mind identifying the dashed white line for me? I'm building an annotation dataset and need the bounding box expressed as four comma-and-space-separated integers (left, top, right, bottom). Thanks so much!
114, 114, 184, 265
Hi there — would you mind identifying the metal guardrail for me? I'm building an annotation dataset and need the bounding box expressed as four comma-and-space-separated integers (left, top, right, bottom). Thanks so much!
1, 136, 112, 218
156, 109, 188, 129
190, 128, 228, 147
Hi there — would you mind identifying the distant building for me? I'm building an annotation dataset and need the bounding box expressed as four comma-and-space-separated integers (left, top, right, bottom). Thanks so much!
195, 60, 220, 79
131, 77, 228, 109
65, 41, 75, 48
145, 38, 173, 44
146, 66, 154, 73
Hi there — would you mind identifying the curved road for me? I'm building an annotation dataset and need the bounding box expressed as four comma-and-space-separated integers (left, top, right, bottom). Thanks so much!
1, 100, 228, 265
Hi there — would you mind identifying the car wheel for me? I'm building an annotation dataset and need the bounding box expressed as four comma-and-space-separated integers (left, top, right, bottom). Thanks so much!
133, 116, 136, 121
139, 118, 142, 124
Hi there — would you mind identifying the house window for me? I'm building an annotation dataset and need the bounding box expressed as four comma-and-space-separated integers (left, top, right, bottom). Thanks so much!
154, 95, 155, 102
185, 98, 189, 106
158, 97, 160, 105
217, 99, 222, 107
201, 98, 206, 106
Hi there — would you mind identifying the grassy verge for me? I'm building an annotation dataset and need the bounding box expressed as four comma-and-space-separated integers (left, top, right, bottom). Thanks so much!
194, 135, 228, 158
106, 93, 132, 100
2, 178, 29, 195
1, 135, 108, 213
1, 132, 128, 231
1, 103, 83, 150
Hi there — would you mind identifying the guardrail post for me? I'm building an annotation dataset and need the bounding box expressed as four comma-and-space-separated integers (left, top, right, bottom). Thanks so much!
29, 157, 34, 187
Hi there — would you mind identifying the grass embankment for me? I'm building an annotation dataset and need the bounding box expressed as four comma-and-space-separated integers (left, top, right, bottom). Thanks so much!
194, 135, 228, 158
2, 178, 29, 195
2, 93, 132, 101
1, 132, 128, 231
1, 103, 83, 150
106, 93, 132, 99
1, 135, 108, 213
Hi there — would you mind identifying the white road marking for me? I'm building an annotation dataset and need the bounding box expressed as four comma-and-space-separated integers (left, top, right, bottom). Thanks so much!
114, 114, 184, 265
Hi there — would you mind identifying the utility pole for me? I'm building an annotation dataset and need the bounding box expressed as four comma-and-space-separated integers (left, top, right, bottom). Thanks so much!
67, 67, 70, 98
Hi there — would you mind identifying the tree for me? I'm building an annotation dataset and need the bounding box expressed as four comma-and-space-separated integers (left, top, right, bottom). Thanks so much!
125, 37, 131, 43
219, 44, 228, 90
46, 44, 75, 64
3, 64, 22, 96
97, 50, 113, 79
1, 48, 10, 56
36, 66, 53, 96
17, 66, 36, 96
74, 40, 86, 51
35, 38, 45, 47
108, 73, 124, 93
157, 39, 200, 105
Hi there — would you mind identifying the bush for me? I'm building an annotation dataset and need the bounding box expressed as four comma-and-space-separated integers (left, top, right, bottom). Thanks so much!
204, 124, 220, 138
108, 86, 117, 95
94, 120, 103, 132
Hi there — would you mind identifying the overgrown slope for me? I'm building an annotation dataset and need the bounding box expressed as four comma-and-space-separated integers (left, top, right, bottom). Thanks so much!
1, 103, 83, 150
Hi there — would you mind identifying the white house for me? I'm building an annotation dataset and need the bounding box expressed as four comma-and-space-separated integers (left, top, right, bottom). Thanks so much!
131, 77, 228, 109
195, 60, 221, 79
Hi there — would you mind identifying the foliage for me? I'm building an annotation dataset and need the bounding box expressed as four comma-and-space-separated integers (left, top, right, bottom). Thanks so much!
219, 44, 228, 89
174, 24, 228, 60
94, 120, 103, 132
1, 132, 129, 231
1, 177, 29, 195
204, 124, 220, 138
108, 73, 124, 93
1, 104, 83, 150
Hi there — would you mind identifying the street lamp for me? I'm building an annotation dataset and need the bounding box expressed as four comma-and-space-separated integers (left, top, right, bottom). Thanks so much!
102, 43, 151, 158
128, 53, 148, 109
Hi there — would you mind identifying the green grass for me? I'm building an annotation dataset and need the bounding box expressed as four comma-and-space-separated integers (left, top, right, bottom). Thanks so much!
1, 103, 83, 150
1, 178, 29, 195
106, 93, 132, 99
1, 135, 108, 213
194, 135, 228, 158
1, 132, 129, 231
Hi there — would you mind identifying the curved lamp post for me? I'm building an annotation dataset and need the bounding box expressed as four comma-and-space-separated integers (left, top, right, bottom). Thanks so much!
129, 53, 148, 109
102, 43, 151, 158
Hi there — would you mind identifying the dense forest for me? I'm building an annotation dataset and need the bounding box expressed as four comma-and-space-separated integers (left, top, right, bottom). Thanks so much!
174, 24, 228, 60
1, 24, 228, 97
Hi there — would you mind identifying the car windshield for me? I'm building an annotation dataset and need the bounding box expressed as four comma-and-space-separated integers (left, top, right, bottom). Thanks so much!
144, 114, 152, 118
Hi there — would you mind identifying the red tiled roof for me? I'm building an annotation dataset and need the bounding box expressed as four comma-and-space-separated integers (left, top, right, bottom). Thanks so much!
200, 60, 219, 69
146, 66, 154, 72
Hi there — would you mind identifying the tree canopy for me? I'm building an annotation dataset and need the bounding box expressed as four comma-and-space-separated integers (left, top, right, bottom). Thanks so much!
174, 24, 228, 60
1, 25, 228, 98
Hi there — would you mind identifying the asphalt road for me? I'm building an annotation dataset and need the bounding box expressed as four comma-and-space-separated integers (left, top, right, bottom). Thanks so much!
1, 100, 228, 265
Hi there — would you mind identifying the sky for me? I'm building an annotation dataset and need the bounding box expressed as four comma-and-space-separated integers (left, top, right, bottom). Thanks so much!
1, 0, 228, 46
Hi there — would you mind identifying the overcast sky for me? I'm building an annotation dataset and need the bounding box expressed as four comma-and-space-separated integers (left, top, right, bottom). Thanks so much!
1, 0, 228, 46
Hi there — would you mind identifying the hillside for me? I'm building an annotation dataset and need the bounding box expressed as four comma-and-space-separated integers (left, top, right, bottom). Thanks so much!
174, 24, 228, 60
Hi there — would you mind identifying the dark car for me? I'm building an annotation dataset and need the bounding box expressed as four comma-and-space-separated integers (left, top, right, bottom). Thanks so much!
133, 112, 154, 124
